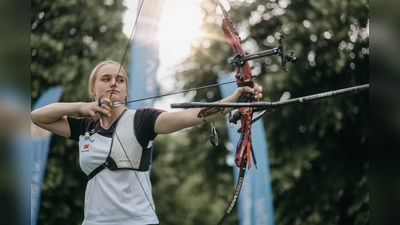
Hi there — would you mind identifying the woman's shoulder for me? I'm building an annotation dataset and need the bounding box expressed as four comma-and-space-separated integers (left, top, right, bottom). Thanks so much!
67, 116, 99, 137
67, 115, 98, 124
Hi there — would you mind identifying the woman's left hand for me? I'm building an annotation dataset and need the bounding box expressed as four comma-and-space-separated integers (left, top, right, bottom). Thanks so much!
232, 83, 263, 102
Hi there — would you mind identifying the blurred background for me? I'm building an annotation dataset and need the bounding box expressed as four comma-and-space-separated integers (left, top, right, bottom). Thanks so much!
2, 0, 396, 224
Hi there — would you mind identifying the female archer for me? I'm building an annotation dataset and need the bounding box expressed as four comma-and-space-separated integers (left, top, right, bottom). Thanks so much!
31, 60, 263, 225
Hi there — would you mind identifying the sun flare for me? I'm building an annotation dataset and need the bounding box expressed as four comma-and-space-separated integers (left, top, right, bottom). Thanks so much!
158, 0, 205, 63
123, 0, 206, 110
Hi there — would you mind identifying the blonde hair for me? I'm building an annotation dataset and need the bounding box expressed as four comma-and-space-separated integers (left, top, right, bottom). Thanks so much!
88, 60, 130, 101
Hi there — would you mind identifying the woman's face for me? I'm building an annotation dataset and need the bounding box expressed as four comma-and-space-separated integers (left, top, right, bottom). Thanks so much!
90, 63, 128, 103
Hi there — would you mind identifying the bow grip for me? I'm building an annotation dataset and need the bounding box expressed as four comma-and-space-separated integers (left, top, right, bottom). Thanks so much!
228, 91, 254, 124
237, 91, 254, 103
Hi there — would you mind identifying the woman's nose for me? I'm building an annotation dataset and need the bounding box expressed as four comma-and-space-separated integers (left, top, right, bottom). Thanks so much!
110, 79, 117, 87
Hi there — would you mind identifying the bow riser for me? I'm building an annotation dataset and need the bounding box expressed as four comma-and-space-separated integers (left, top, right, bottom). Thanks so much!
221, 18, 254, 87
215, 1, 259, 224
220, 11, 256, 168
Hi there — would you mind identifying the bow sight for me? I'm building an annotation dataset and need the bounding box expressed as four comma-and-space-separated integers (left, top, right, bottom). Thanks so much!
227, 34, 296, 125
229, 35, 297, 72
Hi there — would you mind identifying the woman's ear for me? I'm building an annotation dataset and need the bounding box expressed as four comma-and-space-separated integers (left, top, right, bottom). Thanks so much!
90, 88, 96, 100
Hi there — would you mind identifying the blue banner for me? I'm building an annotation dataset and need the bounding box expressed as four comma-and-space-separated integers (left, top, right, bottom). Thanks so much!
128, 0, 164, 109
218, 76, 275, 225
0, 85, 31, 225
31, 86, 63, 225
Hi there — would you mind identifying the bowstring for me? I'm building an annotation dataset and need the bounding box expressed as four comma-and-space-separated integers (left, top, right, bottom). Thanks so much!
106, 0, 158, 218
121, 80, 237, 105
109, 0, 144, 101
110, 0, 245, 106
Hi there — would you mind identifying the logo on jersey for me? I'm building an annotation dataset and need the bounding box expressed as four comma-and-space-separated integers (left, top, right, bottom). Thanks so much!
84, 132, 95, 143
89, 128, 100, 136
81, 132, 94, 152
81, 143, 90, 153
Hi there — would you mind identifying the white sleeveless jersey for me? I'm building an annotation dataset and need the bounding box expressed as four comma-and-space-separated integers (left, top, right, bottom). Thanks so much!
68, 108, 164, 225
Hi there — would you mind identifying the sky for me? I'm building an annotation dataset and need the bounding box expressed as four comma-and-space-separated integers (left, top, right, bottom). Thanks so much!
123, 0, 205, 110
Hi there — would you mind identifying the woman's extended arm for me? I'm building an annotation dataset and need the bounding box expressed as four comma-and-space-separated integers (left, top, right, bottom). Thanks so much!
154, 84, 263, 134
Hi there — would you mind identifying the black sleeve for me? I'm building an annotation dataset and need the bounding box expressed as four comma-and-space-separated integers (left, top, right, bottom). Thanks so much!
134, 108, 165, 147
67, 116, 96, 142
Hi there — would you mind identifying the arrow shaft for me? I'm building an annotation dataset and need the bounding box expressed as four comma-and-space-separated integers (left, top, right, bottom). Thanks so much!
170, 84, 369, 109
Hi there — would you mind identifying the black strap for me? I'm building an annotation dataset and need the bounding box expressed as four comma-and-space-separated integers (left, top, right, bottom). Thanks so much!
87, 162, 108, 180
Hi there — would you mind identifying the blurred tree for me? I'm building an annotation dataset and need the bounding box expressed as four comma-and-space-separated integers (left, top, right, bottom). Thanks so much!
31, 0, 129, 224
31, 0, 369, 224
170, 0, 369, 225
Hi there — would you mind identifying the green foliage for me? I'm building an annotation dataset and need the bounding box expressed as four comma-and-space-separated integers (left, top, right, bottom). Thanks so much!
152, 129, 237, 224
173, 0, 368, 224
31, 0, 129, 224
31, 0, 129, 102
32, 0, 368, 224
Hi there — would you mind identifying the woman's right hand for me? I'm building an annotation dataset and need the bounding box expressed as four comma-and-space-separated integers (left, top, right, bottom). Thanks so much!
79, 101, 111, 119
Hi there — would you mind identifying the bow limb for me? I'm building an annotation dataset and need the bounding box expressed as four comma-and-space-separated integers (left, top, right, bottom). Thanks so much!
216, 158, 247, 225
